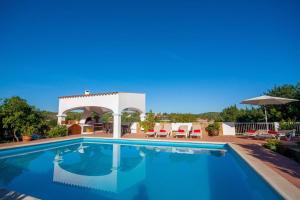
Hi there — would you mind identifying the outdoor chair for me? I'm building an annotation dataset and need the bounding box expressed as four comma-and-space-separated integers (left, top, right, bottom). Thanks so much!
190, 124, 202, 138
156, 123, 172, 138
145, 124, 160, 138
244, 129, 258, 137
173, 125, 189, 138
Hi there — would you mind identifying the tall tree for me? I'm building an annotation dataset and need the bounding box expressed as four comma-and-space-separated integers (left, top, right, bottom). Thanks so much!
265, 83, 300, 121
220, 105, 240, 122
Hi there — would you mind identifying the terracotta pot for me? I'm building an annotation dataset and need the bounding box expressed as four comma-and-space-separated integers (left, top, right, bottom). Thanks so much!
22, 135, 32, 142
208, 130, 219, 136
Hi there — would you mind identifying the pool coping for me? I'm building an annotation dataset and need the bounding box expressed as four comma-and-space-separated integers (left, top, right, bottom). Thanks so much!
1, 136, 300, 199
229, 143, 300, 200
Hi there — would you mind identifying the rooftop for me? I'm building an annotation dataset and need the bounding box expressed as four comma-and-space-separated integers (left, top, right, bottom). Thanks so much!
59, 92, 119, 99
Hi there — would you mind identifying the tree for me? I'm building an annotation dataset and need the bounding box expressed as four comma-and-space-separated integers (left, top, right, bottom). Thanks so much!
237, 107, 265, 122
220, 105, 240, 122
65, 112, 82, 121
101, 112, 113, 123
220, 82, 300, 122
0, 97, 44, 142
122, 112, 140, 123
265, 83, 300, 121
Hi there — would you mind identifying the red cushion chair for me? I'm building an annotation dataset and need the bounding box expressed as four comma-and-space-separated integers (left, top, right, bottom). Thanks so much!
247, 129, 256, 134
268, 130, 278, 135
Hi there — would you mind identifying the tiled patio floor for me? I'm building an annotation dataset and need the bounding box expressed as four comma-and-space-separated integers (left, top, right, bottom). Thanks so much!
1, 133, 300, 190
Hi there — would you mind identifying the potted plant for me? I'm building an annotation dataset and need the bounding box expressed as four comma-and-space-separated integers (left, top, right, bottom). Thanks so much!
22, 125, 35, 142
205, 122, 221, 136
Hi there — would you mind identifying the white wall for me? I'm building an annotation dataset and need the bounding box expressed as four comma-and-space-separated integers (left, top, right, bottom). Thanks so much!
58, 93, 146, 115
171, 123, 193, 131
58, 94, 119, 115
222, 122, 236, 135
118, 93, 146, 114
138, 122, 193, 132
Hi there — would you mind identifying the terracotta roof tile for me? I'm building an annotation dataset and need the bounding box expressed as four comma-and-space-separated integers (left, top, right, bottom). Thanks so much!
59, 92, 119, 99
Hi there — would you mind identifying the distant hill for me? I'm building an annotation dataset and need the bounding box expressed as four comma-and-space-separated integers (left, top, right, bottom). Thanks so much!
197, 112, 221, 121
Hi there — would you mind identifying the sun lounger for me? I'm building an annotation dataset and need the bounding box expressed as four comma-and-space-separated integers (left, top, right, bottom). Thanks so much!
156, 123, 172, 138
190, 125, 202, 138
174, 125, 189, 138
254, 130, 278, 139
145, 124, 160, 138
244, 129, 258, 137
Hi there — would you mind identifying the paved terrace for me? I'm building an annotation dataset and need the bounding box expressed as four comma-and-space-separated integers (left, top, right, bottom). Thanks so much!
1, 134, 300, 191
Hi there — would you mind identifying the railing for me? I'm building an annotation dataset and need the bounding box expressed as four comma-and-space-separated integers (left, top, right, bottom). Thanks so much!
234, 122, 275, 134
234, 122, 300, 136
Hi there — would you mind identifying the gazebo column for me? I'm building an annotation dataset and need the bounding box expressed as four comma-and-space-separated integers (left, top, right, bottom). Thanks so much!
57, 114, 67, 125
112, 144, 121, 170
113, 113, 121, 138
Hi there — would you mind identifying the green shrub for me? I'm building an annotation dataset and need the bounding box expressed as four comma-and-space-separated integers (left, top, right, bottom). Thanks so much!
47, 125, 67, 138
279, 120, 296, 130
264, 139, 280, 151
206, 122, 221, 136
141, 111, 155, 132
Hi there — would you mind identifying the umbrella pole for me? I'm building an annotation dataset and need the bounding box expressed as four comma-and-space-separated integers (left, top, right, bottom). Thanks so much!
264, 106, 269, 131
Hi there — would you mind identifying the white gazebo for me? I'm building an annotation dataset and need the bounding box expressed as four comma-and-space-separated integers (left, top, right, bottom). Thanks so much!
57, 91, 146, 138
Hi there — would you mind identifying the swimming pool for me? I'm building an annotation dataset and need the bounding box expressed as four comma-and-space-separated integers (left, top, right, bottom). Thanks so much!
0, 138, 282, 200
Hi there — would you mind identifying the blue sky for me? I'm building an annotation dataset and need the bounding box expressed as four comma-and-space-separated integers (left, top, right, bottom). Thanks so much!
0, 0, 299, 113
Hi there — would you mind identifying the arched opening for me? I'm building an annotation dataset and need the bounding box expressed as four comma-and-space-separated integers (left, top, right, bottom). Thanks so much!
62, 106, 114, 136
121, 107, 143, 136
64, 109, 83, 125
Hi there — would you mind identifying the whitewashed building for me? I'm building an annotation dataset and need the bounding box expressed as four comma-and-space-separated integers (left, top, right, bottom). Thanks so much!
57, 91, 146, 138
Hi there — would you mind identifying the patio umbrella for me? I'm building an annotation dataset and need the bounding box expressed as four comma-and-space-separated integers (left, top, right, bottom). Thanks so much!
240, 95, 299, 131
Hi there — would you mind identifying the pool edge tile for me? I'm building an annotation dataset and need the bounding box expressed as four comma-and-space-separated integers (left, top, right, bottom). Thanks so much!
229, 143, 300, 200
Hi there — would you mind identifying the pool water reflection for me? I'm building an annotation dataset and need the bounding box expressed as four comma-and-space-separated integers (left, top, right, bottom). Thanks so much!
0, 140, 282, 200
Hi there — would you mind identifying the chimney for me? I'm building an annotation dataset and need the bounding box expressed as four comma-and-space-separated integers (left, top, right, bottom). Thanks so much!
84, 90, 91, 95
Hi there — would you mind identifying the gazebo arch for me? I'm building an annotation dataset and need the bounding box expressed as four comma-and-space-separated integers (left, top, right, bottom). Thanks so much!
57, 92, 146, 138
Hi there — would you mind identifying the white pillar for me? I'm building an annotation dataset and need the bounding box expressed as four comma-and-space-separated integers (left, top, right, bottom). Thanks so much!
113, 113, 121, 138
57, 114, 66, 125
140, 113, 146, 121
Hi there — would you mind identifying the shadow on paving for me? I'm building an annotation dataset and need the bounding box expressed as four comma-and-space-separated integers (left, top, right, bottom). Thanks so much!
237, 143, 300, 187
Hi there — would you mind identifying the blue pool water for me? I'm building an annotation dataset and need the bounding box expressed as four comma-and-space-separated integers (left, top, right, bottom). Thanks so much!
0, 138, 282, 200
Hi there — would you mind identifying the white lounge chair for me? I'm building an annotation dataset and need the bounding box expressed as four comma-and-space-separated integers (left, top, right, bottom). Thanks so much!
174, 125, 189, 138
244, 129, 258, 137
145, 124, 160, 138
157, 123, 172, 138
190, 125, 202, 138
